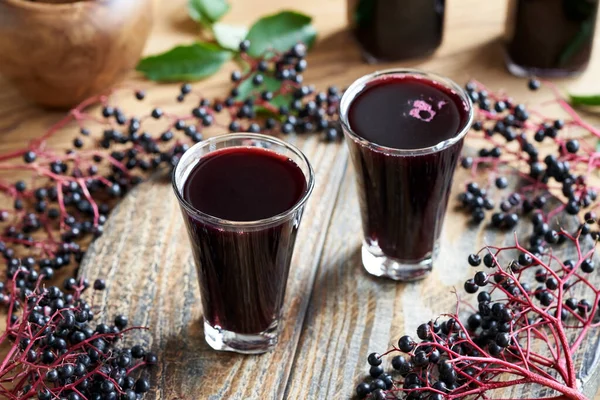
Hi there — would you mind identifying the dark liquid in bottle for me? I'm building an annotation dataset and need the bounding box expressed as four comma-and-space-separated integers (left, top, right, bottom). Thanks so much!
506, 0, 598, 77
347, 75, 469, 261
348, 0, 445, 62
182, 147, 307, 334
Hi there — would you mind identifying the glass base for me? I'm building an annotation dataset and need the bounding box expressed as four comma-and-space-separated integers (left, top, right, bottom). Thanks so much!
203, 320, 278, 354
504, 54, 586, 78
361, 241, 435, 281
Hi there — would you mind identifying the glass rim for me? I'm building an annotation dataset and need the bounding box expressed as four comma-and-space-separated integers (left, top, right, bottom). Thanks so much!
172, 133, 315, 228
339, 68, 475, 156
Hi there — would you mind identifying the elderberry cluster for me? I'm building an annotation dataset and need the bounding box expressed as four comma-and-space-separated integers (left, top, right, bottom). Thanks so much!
464, 252, 536, 351
358, 231, 599, 400
96, 101, 192, 168
226, 41, 343, 141
457, 182, 495, 224
357, 318, 484, 400
1, 172, 127, 284
4, 270, 155, 399
457, 79, 600, 255
463, 244, 599, 345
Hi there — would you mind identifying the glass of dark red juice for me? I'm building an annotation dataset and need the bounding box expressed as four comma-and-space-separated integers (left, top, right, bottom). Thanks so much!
340, 69, 473, 281
172, 133, 314, 354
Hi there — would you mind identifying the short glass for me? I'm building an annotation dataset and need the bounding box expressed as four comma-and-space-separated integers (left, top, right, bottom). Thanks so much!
172, 134, 315, 354
340, 69, 474, 281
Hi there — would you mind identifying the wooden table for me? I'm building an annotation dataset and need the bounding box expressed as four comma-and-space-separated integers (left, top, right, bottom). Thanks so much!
2, 0, 600, 399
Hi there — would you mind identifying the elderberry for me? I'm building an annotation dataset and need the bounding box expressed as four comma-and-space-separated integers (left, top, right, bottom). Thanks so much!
398, 336, 416, 352
528, 79, 541, 91
356, 382, 371, 398
578, 299, 592, 315
367, 352, 382, 366
464, 279, 479, 294
369, 365, 384, 378
581, 259, 594, 273
239, 39, 250, 52
468, 254, 481, 266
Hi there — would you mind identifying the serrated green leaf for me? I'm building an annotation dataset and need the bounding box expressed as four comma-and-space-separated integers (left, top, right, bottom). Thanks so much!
188, 0, 230, 25
245, 11, 317, 57
136, 43, 232, 82
596, 140, 600, 152
236, 73, 292, 108
213, 23, 248, 51
570, 93, 600, 107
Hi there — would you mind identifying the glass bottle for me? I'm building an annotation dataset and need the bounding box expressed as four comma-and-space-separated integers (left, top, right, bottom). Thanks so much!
347, 0, 446, 63
505, 0, 599, 77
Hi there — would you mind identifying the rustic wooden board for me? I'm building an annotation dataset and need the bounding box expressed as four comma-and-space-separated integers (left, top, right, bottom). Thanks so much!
79, 145, 600, 399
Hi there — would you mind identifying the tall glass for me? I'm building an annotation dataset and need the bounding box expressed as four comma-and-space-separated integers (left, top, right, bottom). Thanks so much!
172, 134, 315, 354
340, 69, 474, 281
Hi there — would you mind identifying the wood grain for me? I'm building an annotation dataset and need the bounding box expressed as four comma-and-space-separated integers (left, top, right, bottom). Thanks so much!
1, 0, 600, 398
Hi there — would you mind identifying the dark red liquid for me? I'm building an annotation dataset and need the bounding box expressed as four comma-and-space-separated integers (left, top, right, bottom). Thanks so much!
348, 76, 465, 149
181, 147, 307, 334
346, 75, 469, 261
348, 0, 445, 62
506, 0, 598, 76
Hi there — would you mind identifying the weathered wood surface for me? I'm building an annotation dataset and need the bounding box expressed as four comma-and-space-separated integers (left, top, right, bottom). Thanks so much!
2, 0, 600, 399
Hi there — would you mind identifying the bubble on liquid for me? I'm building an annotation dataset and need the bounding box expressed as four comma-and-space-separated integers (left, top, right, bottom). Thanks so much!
409, 100, 436, 122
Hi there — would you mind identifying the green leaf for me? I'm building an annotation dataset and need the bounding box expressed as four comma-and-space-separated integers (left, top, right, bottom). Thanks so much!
270, 93, 293, 108
253, 105, 282, 118
136, 43, 232, 82
245, 11, 317, 57
570, 93, 600, 107
213, 23, 248, 51
236, 73, 292, 108
597, 140, 600, 152
188, 0, 230, 25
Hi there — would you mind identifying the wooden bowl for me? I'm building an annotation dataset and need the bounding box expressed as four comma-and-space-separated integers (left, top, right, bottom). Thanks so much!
0, 0, 153, 108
